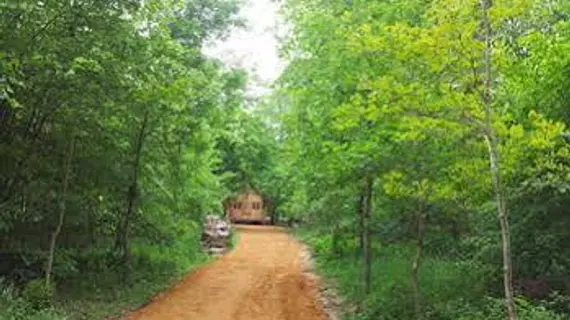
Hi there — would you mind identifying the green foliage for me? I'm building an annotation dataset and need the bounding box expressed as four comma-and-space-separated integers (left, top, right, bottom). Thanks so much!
0, 242, 209, 320
302, 229, 489, 320
0, 0, 260, 318
268, 0, 570, 318
302, 228, 569, 320
0, 279, 64, 320
53, 241, 210, 320
439, 297, 567, 320
22, 280, 55, 310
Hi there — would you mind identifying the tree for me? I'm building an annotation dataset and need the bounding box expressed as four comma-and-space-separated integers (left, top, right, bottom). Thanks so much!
0, 0, 247, 287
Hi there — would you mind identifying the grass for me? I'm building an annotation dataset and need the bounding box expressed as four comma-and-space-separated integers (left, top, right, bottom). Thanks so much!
0, 224, 244, 320
1, 238, 212, 320
298, 229, 568, 320
56, 240, 212, 320
230, 227, 241, 250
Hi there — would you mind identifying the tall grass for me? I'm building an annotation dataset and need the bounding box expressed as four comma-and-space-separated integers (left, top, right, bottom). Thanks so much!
1, 235, 210, 320
299, 231, 567, 320
0, 279, 65, 320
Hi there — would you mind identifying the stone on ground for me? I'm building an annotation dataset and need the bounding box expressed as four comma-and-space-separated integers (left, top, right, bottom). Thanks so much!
201, 214, 232, 254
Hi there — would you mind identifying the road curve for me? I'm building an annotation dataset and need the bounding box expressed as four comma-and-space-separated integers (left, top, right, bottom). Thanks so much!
125, 225, 328, 320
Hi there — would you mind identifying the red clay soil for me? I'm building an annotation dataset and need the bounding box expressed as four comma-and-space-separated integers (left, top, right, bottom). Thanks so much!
124, 225, 328, 320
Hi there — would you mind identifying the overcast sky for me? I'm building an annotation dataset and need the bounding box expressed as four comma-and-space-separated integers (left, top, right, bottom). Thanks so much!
203, 0, 288, 97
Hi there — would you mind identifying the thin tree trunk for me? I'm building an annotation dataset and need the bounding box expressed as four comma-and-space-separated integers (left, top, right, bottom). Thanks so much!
115, 112, 149, 263
267, 198, 277, 225
332, 224, 340, 255
87, 208, 94, 248
358, 191, 365, 253
45, 136, 75, 286
480, 1, 518, 319
485, 133, 518, 320
412, 203, 427, 319
362, 176, 374, 295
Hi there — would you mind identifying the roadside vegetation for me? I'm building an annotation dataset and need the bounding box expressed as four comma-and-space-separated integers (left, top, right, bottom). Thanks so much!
268, 0, 570, 319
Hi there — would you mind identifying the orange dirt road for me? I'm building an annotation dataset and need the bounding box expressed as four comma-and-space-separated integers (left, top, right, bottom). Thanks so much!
125, 225, 328, 320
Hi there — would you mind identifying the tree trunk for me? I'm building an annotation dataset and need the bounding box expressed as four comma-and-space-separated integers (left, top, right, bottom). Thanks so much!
362, 176, 374, 295
411, 203, 427, 319
45, 136, 75, 286
486, 133, 518, 320
480, 1, 518, 319
267, 198, 278, 225
332, 224, 340, 256
115, 112, 149, 263
87, 208, 95, 249
358, 191, 365, 253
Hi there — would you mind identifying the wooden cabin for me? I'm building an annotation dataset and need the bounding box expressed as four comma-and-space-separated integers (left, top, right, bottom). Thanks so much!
225, 188, 270, 224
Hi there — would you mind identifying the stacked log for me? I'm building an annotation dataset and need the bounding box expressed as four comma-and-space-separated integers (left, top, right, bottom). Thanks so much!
201, 214, 232, 255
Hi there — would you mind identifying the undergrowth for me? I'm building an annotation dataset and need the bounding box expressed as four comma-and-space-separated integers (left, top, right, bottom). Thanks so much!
0, 237, 210, 320
299, 229, 569, 320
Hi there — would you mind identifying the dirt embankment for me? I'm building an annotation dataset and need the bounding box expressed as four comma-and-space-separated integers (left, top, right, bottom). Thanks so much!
124, 225, 328, 320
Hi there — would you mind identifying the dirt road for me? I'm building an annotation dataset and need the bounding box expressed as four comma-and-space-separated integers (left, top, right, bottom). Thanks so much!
125, 225, 328, 320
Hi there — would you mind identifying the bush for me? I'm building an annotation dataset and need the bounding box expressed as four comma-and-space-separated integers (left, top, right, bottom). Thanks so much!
300, 227, 570, 320
439, 297, 567, 320
22, 279, 55, 310
0, 278, 64, 320
52, 238, 210, 320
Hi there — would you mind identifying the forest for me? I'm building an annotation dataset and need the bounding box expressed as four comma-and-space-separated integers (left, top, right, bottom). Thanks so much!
1, 0, 570, 319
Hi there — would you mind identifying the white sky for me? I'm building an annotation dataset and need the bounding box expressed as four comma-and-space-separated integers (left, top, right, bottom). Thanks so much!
203, 0, 288, 97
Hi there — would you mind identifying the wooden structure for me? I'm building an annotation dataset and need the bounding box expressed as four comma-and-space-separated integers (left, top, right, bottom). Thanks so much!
225, 188, 270, 224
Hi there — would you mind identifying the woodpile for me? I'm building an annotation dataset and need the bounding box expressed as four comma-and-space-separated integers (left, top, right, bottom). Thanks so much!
201, 214, 232, 255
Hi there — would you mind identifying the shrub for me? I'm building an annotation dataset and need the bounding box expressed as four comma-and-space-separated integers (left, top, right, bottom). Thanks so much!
22, 279, 55, 310
301, 226, 570, 320
0, 278, 64, 320
447, 297, 567, 320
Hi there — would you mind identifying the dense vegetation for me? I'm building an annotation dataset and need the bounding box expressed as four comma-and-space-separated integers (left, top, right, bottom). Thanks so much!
2, 0, 570, 319
264, 0, 570, 319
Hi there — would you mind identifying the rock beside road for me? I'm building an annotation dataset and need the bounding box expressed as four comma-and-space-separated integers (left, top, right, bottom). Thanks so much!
201, 215, 232, 255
